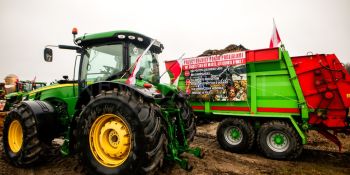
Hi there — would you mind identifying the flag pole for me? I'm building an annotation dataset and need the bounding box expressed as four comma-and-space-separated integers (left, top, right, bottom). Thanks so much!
273, 18, 285, 49
121, 39, 156, 80
159, 53, 185, 80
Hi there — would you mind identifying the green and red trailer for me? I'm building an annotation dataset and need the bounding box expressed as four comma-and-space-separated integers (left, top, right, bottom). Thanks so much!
167, 46, 350, 159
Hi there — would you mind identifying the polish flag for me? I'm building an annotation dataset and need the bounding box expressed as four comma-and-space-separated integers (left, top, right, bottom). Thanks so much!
165, 60, 182, 86
126, 55, 142, 85
126, 40, 156, 85
269, 20, 281, 48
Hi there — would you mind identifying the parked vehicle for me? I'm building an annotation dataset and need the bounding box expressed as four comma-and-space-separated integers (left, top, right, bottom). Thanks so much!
2, 29, 201, 175
169, 47, 350, 159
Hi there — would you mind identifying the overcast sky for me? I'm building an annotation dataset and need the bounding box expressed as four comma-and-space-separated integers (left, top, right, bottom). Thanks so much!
0, 0, 349, 83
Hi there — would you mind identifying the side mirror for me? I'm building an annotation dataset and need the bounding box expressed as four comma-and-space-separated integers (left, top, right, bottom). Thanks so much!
44, 48, 53, 62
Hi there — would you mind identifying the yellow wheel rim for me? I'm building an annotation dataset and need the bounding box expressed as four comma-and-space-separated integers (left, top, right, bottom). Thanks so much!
89, 114, 132, 168
8, 120, 23, 153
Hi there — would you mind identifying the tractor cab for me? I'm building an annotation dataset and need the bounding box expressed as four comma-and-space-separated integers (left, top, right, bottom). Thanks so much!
44, 29, 164, 89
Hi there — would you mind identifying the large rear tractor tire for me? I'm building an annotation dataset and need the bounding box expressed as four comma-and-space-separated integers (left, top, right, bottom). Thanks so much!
257, 120, 303, 160
77, 90, 166, 175
217, 118, 255, 153
2, 103, 44, 167
176, 99, 196, 143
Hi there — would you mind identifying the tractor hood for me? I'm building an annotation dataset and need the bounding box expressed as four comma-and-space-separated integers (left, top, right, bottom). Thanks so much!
28, 83, 75, 97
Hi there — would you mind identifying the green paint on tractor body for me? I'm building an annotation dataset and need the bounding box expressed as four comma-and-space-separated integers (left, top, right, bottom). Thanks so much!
27, 83, 78, 125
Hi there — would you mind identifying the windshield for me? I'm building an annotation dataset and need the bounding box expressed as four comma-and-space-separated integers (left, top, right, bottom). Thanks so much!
129, 43, 160, 83
82, 43, 124, 83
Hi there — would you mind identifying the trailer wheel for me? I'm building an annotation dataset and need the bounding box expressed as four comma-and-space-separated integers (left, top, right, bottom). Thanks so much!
217, 118, 254, 153
2, 103, 44, 167
77, 90, 166, 175
257, 120, 302, 160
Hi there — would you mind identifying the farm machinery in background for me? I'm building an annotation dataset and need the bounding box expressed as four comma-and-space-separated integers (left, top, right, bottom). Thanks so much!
167, 44, 350, 160
0, 74, 46, 136
1, 74, 46, 110
2, 29, 202, 175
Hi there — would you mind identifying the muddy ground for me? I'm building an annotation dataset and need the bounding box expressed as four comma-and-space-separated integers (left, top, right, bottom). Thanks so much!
1, 122, 350, 175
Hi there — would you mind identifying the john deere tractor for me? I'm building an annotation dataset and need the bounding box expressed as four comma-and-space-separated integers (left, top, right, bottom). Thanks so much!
2, 29, 202, 174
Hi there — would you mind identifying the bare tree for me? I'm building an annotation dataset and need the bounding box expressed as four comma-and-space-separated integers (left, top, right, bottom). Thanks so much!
345, 63, 350, 74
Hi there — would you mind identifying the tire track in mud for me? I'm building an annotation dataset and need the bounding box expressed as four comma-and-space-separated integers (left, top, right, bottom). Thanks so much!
33, 156, 84, 175
167, 135, 286, 175
186, 123, 350, 175
0, 136, 84, 175
0, 136, 34, 175
1, 122, 350, 175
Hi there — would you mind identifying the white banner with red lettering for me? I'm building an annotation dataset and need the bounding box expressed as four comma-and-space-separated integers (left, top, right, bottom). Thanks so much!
183, 51, 246, 70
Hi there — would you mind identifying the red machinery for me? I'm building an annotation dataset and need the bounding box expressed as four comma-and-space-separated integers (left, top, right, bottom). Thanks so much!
292, 54, 350, 129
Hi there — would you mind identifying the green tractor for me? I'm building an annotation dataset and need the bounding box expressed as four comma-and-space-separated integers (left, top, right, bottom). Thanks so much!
2, 81, 47, 111
2, 29, 202, 174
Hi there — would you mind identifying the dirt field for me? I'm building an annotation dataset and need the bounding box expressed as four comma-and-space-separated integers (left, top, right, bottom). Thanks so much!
1, 122, 350, 175
0, 112, 7, 137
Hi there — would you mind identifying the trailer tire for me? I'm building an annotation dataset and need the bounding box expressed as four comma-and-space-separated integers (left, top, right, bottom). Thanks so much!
217, 118, 255, 153
2, 103, 44, 167
257, 120, 302, 160
77, 90, 166, 175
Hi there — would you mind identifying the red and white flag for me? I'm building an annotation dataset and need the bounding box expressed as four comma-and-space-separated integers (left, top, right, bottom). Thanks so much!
165, 59, 182, 86
126, 40, 156, 85
126, 55, 142, 85
269, 19, 281, 48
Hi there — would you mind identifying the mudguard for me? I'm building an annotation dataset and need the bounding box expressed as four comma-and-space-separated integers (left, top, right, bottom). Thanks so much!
19, 101, 58, 142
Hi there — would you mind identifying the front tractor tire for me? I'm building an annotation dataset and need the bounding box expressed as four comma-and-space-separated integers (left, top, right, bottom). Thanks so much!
77, 90, 166, 175
2, 103, 45, 167
257, 120, 303, 160
216, 118, 255, 153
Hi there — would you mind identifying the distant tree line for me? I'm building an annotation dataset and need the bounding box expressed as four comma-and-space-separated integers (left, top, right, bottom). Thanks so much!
345, 63, 350, 74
